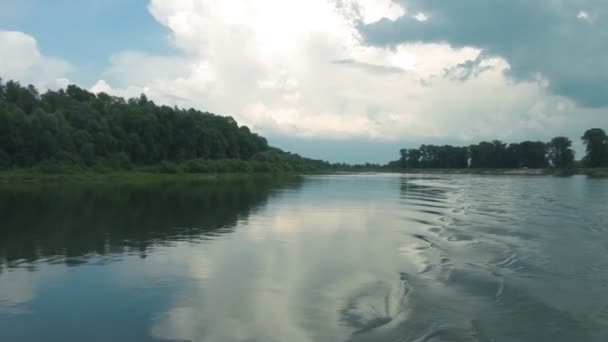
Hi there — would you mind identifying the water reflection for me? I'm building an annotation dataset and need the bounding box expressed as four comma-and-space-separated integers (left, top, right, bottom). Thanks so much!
148, 175, 410, 342
0, 179, 300, 268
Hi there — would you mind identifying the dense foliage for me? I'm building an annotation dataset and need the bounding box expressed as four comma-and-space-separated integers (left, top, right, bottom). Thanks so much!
393, 130, 608, 170
582, 128, 608, 167
0, 79, 329, 173
1, 78, 606, 174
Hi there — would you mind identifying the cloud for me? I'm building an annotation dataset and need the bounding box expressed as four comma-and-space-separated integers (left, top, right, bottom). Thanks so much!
361, 0, 608, 108
90, 79, 113, 94
414, 12, 428, 22
90, 0, 607, 157
0, 30, 72, 88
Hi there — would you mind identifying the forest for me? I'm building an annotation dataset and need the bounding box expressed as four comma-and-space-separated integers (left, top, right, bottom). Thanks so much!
0, 79, 330, 174
390, 129, 608, 170
1, 78, 607, 176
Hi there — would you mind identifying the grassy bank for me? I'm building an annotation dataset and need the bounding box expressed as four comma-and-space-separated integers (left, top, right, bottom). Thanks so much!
0, 157, 332, 184
0, 168, 309, 185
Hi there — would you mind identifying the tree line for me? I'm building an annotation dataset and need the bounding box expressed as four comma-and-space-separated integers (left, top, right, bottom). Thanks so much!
392, 130, 608, 170
0, 78, 329, 173
2, 78, 606, 174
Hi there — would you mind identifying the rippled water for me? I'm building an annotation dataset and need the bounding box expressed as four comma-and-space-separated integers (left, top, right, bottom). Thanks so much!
0, 174, 607, 341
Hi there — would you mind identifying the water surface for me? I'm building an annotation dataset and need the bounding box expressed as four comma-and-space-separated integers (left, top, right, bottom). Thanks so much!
1, 174, 607, 341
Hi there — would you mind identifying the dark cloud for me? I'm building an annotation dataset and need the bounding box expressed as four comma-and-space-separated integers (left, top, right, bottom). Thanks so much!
443, 55, 493, 81
360, 0, 608, 107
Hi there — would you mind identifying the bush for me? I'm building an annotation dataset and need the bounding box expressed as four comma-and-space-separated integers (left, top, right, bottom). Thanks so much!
251, 162, 271, 173
103, 152, 133, 170
53, 150, 84, 166
553, 166, 577, 176
91, 163, 112, 174
158, 160, 180, 174
183, 159, 213, 173
214, 161, 229, 173
38, 162, 78, 174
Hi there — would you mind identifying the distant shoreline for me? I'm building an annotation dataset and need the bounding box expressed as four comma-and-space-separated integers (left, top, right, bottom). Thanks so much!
391, 168, 549, 175
328, 169, 545, 176
386, 168, 608, 177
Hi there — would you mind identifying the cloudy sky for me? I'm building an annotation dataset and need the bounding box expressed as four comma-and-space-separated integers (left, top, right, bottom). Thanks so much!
0, 0, 606, 163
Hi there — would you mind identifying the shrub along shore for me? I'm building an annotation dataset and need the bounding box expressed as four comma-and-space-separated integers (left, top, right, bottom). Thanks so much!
0, 166, 307, 184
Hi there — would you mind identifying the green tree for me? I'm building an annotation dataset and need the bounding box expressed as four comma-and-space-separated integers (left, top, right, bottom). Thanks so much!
5, 81, 38, 114
469, 141, 508, 168
407, 149, 421, 168
399, 149, 408, 168
582, 128, 608, 167
505, 143, 521, 168
0, 148, 10, 168
518, 141, 548, 168
0, 79, 332, 173
547, 137, 575, 168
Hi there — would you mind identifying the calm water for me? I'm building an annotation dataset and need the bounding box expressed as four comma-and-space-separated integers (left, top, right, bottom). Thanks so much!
1, 174, 607, 341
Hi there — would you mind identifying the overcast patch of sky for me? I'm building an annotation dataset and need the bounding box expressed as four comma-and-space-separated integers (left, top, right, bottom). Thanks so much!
361, 0, 608, 108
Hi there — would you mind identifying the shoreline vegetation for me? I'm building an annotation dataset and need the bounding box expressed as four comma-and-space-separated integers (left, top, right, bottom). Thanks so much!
0, 79, 333, 180
388, 167, 608, 177
1, 78, 607, 183
1, 166, 607, 185
0, 168, 307, 185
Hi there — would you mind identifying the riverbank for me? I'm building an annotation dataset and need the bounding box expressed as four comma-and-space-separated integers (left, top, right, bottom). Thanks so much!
0, 168, 307, 185
580, 168, 608, 178
387, 168, 608, 177
1, 167, 606, 184
393, 168, 549, 175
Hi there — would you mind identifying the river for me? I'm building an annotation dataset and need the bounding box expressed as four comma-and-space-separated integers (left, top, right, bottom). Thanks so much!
0, 174, 607, 341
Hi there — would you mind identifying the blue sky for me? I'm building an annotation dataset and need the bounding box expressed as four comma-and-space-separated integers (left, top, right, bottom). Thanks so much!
1, 0, 607, 163
0, 0, 172, 85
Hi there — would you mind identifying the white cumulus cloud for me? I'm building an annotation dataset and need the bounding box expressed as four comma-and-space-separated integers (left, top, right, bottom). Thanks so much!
90, 0, 607, 154
0, 30, 72, 89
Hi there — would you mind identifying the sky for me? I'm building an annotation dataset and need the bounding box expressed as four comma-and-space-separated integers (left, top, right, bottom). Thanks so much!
0, 0, 607, 163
